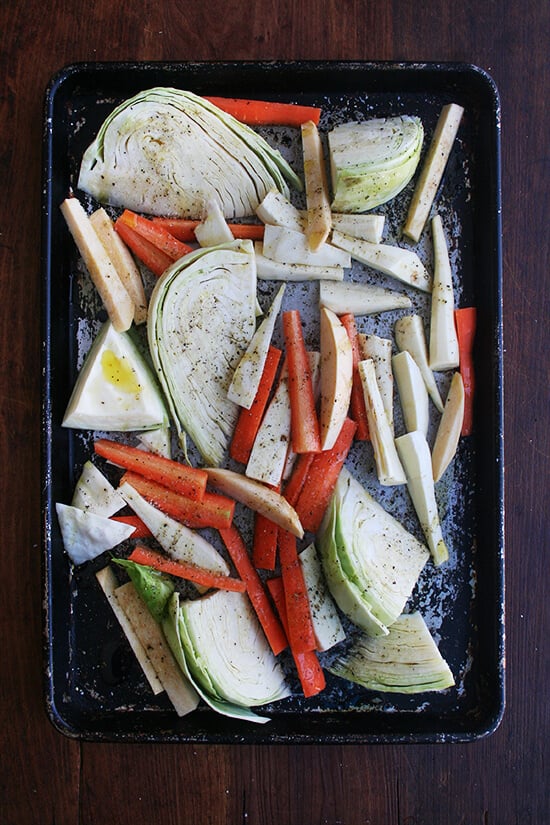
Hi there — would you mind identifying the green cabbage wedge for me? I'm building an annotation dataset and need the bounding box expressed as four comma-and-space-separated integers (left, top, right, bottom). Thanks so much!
329, 611, 455, 694
317, 468, 429, 636
77, 87, 302, 219
148, 240, 257, 466
329, 116, 424, 213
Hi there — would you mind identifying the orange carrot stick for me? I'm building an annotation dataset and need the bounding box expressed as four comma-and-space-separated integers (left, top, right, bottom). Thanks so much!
454, 307, 477, 436
204, 97, 322, 127
277, 529, 317, 654
282, 310, 321, 454
339, 313, 370, 440
128, 545, 246, 592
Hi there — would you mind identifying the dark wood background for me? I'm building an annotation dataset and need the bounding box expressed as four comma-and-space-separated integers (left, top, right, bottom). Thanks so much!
1, 1, 548, 823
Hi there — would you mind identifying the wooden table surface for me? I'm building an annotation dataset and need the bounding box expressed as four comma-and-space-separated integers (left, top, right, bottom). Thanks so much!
1, 1, 548, 823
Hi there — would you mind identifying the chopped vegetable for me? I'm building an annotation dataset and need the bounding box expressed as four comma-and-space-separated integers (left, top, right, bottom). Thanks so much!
230, 345, 282, 465
301, 119, 332, 251
127, 546, 246, 592
320, 279, 411, 317
328, 116, 424, 212
394, 315, 444, 412
256, 189, 306, 232
331, 231, 432, 292
89, 207, 148, 325
294, 417, 357, 533
95, 567, 164, 695
282, 452, 315, 507
252, 512, 279, 571
55, 502, 135, 565
194, 198, 234, 247
151, 217, 265, 242
218, 525, 288, 656
245, 367, 291, 487
254, 242, 345, 282
329, 612, 454, 693
62, 321, 169, 432
116, 209, 193, 260
317, 468, 429, 635
330, 213, 385, 243
113, 220, 174, 276
263, 224, 351, 269
339, 314, 369, 441
429, 215, 459, 371
94, 438, 208, 501
206, 467, 304, 538
282, 309, 322, 454
403, 103, 464, 243
78, 87, 302, 219
319, 307, 353, 451
148, 240, 257, 465
357, 333, 394, 433
431, 371, 465, 482
114, 580, 200, 716
454, 307, 477, 435
204, 96, 321, 126
110, 514, 152, 538
266, 576, 326, 698
395, 430, 448, 565
358, 359, 405, 486
277, 529, 317, 654
392, 350, 430, 437
119, 470, 235, 530
71, 459, 126, 516
228, 284, 286, 409
298, 542, 346, 651
60, 196, 135, 332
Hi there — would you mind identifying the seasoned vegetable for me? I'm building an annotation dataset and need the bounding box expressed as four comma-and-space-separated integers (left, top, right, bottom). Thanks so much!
328, 116, 424, 212
78, 87, 301, 219
329, 612, 454, 693
148, 240, 257, 465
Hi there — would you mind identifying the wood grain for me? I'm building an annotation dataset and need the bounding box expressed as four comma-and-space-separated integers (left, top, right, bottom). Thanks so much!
1, 0, 548, 823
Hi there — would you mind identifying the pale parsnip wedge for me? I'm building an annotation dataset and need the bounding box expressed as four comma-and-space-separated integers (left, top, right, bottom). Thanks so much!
403, 103, 464, 243
358, 359, 406, 486
227, 284, 285, 409
254, 242, 344, 281
89, 207, 147, 325
319, 307, 354, 450
357, 333, 394, 433
137, 425, 172, 459
395, 430, 448, 566
319, 279, 411, 316
330, 213, 385, 243
56, 503, 135, 565
96, 567, 164, 695
245, 368, 291, 487
71, 459, 126, 517
331, 230, 432, 292
392, 350, 430, 437
60, 197, 134, 332
298, 542, 346, 652
301, 120, 332, 251
114, 580, 200, 717
195, 198, 234, 247
255, 189, 306, 232
429, 214, 459, 371
118, 482, 230, 576
432, 371, 465, 482
262, 224, 351, 268
205, 467, 304, 538
394, 314, 444, 413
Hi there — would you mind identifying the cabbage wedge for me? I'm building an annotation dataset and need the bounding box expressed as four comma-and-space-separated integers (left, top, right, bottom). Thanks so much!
148, 241, 257, 466
328, 116, 424, 213
78, 87, 301, 219
317, 468, 429, 636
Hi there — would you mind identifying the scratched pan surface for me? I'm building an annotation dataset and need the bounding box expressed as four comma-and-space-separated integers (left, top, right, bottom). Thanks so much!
41, 61, 503, 743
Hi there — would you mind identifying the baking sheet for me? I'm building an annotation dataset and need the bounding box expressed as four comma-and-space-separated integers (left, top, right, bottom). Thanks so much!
41, 60, 504, 743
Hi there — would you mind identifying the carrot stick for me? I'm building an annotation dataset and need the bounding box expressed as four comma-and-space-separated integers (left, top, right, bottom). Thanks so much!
252, 512, 278, 571
94, 439, 208, 501
120, 471, 234, 530
282, 310, 321, 454
339, 313, 370, 440
282, 452, 315, 507
267, 576, 326, 698
151, 217, 265, 242
204, 97, 322, 127
128, 545, 246, 592
110, 514, 152, 538
295, 417, 357, 533
454, 307, 477, 436
218, 525, 288, 656
230, 345, 282, 464
277, 529, 317, 654
114, 221, 173, 277
116, 210, 193, 260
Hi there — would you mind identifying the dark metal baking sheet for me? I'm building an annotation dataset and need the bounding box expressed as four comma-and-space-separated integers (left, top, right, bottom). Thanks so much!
41, 60, 504, 743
